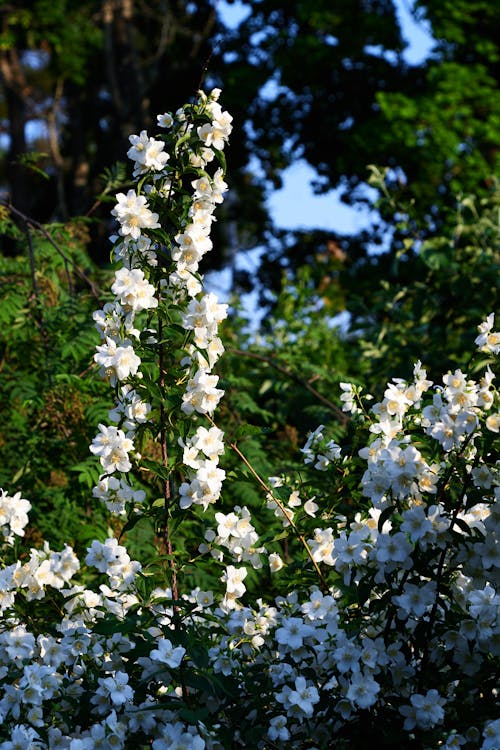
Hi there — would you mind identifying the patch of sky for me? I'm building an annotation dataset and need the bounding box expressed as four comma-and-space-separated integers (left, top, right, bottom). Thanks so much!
216, 0, 251, 29
216, 0, 434, 239
211, 0, 426, 318
268, 161, 379, 235
396, 0, 434, 64
364, 45, 400, 65
25, 119, 49, 143
21, 50, 49, 69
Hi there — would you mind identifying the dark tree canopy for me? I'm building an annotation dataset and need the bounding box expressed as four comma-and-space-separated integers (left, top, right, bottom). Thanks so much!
1, 1, 219, 214
1, 0, 499, 300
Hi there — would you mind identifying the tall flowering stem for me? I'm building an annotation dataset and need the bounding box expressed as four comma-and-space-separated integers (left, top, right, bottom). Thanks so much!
89, 89, 232, 595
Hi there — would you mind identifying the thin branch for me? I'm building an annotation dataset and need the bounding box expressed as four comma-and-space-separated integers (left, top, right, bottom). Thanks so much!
229, 348, 349, 425
231, 439, 328, 592
1, 200, 102, 300
206, 412, 328, 592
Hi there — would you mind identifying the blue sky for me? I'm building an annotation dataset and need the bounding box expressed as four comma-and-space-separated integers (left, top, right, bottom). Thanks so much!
208, 1, 434, 302
217, 0, 434, 236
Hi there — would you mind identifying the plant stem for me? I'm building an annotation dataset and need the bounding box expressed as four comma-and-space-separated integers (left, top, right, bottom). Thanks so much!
158, 314, 178, 602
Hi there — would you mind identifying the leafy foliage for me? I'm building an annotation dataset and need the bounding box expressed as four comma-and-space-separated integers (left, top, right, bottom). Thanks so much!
0, 207, 112, 551
340, 176, 500, 391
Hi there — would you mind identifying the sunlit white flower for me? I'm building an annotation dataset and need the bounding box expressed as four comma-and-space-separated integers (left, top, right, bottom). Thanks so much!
475, 313, 500, 354
112, 190, 160, 239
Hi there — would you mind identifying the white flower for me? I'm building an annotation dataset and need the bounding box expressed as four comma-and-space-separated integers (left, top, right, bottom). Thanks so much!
400, 505, 434, 543
481, 719, 500, 750
375, 531, 413, 565
89, 424, 134, 473
191, 425, 225, 459
197, 104, 233, 151
301, 424, 341, 470
181, 370, 224, 415
150, 638, 186, 669
86, 538, 126, 573
301, 589, 338, 621
393, 580, 437, 618
269, 552, 285, 573
94, 337, 141, 385
308, 527, 335, 566
221, 565, 247, 600
339, 382, 361, 414
0, 725, 43, 749
267, 715, 290, 742
152, 724, 205, 750
157, 112, 173, 128
127, 130, 170, 175
0, 489, 31, 543
275, 617, 315, 650
111, 267, 158, 312
112, 190, 160, 239
475, 313, 500, 354
400, 689, 445, 730
92, 476, 145, 515
96, 671, 133, 707
280, 675, 320, 718
486, 413, 500, 432
108, 387, 151, 431
304, 497, 319, 516
346, 672, 380, 709
383, 381, 412, 417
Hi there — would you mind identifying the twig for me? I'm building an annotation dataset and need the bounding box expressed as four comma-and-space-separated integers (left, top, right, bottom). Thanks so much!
1, 200, 102, 300
231, 439, 328, 592
229, 347, 349, 425
206, 412, 328, 592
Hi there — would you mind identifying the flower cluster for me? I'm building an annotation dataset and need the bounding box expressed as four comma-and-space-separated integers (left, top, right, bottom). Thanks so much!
90, 88, 231, 518
475, 312, 500, 355
0, 489, 31, 545
301, 424, 342, 471
202, 504, 266, 574
166, 94, 230, 510
178, 425, 226, 511
127, 129, 170, 177
0, 537, 79, 616
0, 316, 499, 748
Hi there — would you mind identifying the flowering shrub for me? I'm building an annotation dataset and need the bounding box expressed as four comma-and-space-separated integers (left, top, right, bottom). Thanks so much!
0, 89, 499, 749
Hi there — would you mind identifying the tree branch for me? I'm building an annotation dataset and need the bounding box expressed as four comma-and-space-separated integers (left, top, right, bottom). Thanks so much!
229, 348, 349, 425
1, 200, 102, 300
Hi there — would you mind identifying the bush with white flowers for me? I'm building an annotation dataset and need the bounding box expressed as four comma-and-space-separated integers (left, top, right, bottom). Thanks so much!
0, 89, 498, 750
